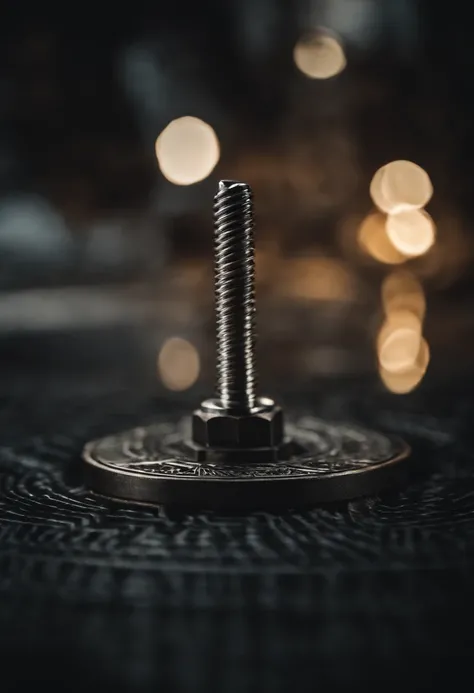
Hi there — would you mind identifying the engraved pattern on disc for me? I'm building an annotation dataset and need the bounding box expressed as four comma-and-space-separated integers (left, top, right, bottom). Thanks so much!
84, 417, 407, 481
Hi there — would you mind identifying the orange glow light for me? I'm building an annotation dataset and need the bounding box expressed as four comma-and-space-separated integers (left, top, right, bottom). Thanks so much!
358, 211, 407, 264
377, 309, 422, 350
381, 270, 426, 320
379, 338, 430, 394
378, 324, 422, 373
386, 209, 436, 257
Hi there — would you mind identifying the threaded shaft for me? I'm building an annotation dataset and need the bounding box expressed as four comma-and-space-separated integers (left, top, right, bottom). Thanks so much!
214, 180, 257, 411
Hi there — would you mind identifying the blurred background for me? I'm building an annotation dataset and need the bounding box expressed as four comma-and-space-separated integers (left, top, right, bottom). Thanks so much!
1, 0, 471, 400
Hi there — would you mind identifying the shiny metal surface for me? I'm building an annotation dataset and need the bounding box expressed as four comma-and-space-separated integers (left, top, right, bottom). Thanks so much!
214, 180, 257, 411
83, 415, 409, 509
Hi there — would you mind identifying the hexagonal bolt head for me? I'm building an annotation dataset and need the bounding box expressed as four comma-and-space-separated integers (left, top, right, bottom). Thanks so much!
192, 406, 284, 449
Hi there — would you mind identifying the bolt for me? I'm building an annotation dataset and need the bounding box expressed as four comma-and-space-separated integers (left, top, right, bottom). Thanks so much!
191, 180, 285, 455
214, 180, 257, 412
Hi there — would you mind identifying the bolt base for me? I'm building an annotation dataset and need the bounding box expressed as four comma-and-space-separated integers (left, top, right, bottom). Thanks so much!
180, 438, 302, 464
82, 416, 409, 510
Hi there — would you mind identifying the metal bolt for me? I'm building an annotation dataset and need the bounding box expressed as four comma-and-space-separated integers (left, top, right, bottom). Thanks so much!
214, 180, 257, 412
191, 179, 284, 455
82, 180, 410, 507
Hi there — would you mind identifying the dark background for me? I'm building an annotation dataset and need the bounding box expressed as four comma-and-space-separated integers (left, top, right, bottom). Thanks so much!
1, 0, 473, 385
1, 1, 474, 691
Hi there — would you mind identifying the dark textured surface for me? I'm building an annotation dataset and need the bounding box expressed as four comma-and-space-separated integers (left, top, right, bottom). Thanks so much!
0, 356, 473, 691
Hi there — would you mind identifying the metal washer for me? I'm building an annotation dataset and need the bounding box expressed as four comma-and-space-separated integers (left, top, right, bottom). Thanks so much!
82, 416, 410, 510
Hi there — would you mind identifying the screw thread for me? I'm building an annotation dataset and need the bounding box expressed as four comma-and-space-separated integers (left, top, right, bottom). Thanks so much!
214, 180, 257, 411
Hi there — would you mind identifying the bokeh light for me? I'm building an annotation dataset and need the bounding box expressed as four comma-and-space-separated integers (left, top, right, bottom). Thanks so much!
358, 211, 407, 264
155, 116, 220, 185
293, 31, 346, 79
379, 338, 430, 394
381, 270, 426, 320
157, 337, 200, 391
378, 270, 430, 394
377, 309, 422, 350
386, 209, 436, 257
378, 321, 422, 373
370, 160, 433, 214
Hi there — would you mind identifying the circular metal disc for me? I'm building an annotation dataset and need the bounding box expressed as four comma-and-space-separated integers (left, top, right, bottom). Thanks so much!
82, 416, 410, 509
